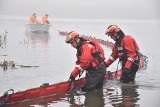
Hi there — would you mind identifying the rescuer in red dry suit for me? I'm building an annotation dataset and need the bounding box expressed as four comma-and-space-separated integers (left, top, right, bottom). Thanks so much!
41, 14, 50, 24
66, 31, 106, 91
105, 25, 140, 83
28, 13, 39, 24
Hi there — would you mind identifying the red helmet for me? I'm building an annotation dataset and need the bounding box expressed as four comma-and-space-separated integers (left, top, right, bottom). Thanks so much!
105, 25, 120, 37
65, 31, 79, 43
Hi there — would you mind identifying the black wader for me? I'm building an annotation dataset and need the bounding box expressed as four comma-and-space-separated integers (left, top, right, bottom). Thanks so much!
81, 64, 106, 91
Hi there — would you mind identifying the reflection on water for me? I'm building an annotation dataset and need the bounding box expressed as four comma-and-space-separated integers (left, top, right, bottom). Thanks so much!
25, 31, 50, 45
4, 88, 105, 107
104, 80, 140, 107
68, 89, 105, 107
84, 89, 104, 107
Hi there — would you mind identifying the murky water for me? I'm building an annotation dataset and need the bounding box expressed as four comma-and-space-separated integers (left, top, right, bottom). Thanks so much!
0, 16, 160, 107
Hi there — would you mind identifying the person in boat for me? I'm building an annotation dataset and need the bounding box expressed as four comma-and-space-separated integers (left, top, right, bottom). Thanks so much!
41, 14, 50, 24
105, 25, 140, 83
28, 13, 39, 24
66, 31, 106, 92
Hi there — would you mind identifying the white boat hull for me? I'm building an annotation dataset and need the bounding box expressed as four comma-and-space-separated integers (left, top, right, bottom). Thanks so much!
25, 23, 51, 33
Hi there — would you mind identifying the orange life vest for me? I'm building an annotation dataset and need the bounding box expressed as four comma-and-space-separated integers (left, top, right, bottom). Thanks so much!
28, 16, 38, 24
41, 16, 48, 24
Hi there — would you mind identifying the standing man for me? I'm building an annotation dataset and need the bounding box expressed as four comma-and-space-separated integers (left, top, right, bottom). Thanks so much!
28, 13, 38, 24
66, 31, 106, 91
41, 14, 50, 24
105, 25, 140, 83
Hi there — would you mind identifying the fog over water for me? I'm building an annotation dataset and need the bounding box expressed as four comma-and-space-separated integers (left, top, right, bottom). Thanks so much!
0, 0, 160, 20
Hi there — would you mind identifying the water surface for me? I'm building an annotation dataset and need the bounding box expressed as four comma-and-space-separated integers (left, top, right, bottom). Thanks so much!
0, 17, 160, 107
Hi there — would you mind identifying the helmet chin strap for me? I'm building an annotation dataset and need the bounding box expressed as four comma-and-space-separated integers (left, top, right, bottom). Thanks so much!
113, 32, 120, 41
115, 34, 124, 45
74, 37, 87, 49
111, 34, 118, 41
77, 40, 82, 49
73, 37, 81, 49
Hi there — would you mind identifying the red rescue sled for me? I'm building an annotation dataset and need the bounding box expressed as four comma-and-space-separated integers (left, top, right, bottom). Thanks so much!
0, 57, 146, 106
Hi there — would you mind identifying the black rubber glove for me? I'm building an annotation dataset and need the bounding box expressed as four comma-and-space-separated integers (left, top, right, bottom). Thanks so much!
68, 74, 75, 82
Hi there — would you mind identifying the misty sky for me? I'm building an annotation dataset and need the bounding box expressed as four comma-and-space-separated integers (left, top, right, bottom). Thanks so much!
0, 0, 159, 20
